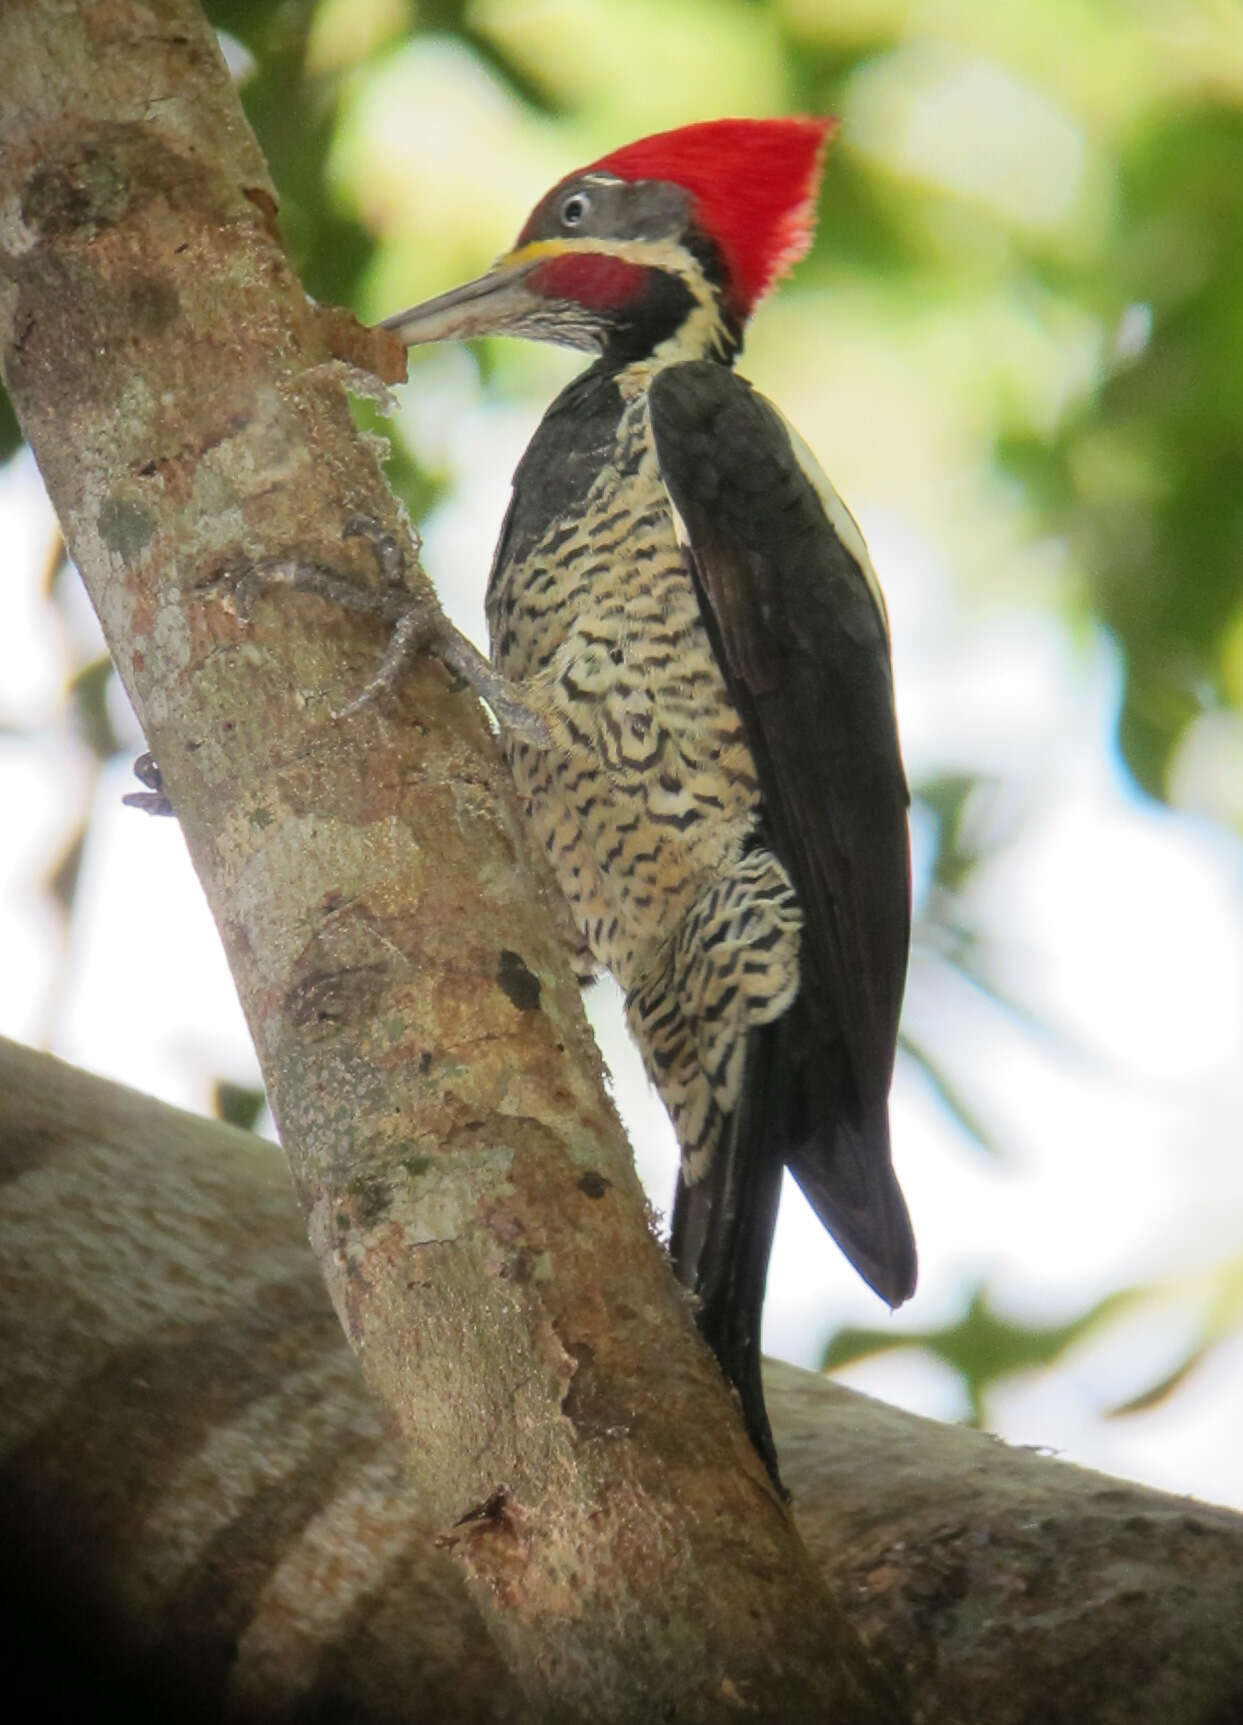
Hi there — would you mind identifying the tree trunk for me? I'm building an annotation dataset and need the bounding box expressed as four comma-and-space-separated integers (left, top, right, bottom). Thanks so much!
0, 3, 901, 1719
2, 1034, 1241, 1724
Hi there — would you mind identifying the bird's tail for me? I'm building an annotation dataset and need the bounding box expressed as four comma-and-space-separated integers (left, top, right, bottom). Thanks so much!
787, 1106, 916, 1310
669, 997, 916, 1488
669, 1018, 789, 1487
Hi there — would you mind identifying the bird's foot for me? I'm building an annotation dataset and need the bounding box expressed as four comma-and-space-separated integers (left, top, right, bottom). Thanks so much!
208, 516, 549, 745
122, 752, 175, 817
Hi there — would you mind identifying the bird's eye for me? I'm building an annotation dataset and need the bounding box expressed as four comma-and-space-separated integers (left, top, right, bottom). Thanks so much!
560, 191, 591, 228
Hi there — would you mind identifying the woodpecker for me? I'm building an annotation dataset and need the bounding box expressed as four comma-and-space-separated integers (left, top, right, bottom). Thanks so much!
382, 117, 915, 1482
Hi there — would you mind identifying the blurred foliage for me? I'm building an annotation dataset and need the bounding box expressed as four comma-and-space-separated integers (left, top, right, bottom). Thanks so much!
0, 384, 20, 465
44, 823, 88, 921
4, 0, 1242, 1443
827, 1255, 1243, 1429
1108, 1254, 1243, 1417
1003, 103, 1243, 800
900, 774, 1012, 1158
898, 1027, 1003, 1159
213, 1079, 268, 1132
206, 0, 377, 305
822, 1283, 1141, 1426
66, 654, 123, 762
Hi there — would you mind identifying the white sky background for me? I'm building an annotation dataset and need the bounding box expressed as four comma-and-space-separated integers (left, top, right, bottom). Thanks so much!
3, 350, 1242, 1513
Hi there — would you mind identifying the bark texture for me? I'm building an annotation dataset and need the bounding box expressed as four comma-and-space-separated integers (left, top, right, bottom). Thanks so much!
2, 1035, 1241, 1725
0, 3, 900, 1720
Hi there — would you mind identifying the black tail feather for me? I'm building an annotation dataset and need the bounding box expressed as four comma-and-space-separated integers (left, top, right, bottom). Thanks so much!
782, 997, 916, 1309
787, 1111, 916, 1308
670, 997, 915, 1488
670, 1019, 791, 1490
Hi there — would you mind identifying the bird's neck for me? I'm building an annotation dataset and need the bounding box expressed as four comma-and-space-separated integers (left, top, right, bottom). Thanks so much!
595, 259, 743, 378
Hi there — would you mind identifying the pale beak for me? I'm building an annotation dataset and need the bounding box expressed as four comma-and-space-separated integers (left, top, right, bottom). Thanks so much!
380, 249, 603, 353
380, 253, 547, 347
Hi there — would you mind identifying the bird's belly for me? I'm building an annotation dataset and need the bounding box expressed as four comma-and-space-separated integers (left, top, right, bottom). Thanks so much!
497, 528, 759, 990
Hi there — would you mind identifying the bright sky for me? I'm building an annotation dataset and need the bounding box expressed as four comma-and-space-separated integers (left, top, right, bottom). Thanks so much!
3, 357, 1242, 1512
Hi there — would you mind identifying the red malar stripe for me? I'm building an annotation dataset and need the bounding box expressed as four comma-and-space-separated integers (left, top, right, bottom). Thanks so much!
530, 252, 650, 310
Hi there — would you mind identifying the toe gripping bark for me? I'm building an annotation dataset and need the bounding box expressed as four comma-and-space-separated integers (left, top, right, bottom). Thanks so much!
201, 516, 549, 742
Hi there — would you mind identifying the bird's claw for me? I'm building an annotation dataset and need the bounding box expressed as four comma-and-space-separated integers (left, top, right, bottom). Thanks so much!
204, 516, 551, 745
435, 630, 553, 749
332, 596, 440, 718
122, 751, 175, 817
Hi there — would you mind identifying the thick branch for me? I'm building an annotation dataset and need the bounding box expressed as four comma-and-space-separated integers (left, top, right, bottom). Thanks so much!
2, 1035, 1241, 1725
0, 3, 898, 1719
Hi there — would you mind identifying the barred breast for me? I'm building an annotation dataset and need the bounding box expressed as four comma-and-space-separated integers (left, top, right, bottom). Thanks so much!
485, 361, 802, 1175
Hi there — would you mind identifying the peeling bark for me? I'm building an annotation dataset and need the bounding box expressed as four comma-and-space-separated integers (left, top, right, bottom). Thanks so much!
2, 1036, 1241, 1724
0, 3, 902, 1719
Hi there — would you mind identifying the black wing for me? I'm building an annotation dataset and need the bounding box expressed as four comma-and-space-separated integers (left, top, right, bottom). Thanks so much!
650, 361, 915, 1313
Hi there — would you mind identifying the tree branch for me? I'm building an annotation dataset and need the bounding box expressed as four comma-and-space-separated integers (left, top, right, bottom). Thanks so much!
2, 1035, 1240, 1724
0, 2, 900, 1718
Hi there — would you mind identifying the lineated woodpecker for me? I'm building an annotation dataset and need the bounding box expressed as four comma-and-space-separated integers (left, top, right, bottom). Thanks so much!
381, 117, 916, 1483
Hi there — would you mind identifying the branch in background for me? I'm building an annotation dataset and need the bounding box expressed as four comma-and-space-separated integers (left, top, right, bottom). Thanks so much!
2, 1036, 1240, 1725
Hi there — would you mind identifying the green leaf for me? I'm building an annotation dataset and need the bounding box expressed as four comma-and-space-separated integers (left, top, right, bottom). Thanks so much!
0, 382, 22, 464
67, 656, 121, 761
822, 1284, 1141, 1426
213, 1080, 267, 1133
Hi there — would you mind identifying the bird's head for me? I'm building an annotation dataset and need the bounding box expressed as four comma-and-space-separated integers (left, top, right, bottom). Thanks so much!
382, 117, 833, 368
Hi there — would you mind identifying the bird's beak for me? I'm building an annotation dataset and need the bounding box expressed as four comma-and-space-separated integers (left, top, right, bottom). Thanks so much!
380, 251, 546, 347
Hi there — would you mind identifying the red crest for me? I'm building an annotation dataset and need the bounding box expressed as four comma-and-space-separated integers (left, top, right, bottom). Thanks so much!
586, 117, 835, 316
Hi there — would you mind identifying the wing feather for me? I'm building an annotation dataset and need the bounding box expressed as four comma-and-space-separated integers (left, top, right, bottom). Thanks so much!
649, 362, 910, 1114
